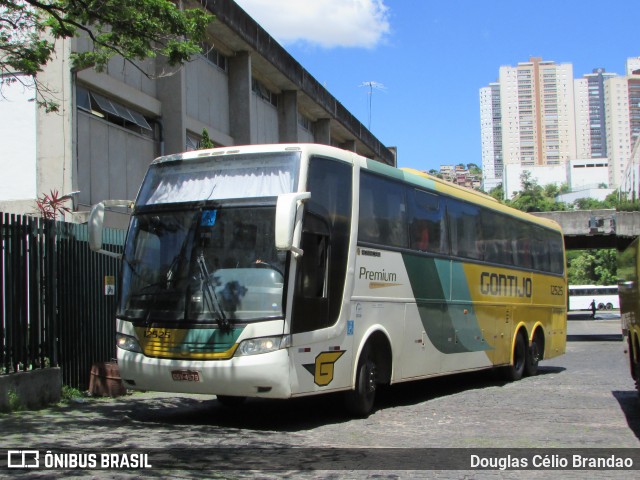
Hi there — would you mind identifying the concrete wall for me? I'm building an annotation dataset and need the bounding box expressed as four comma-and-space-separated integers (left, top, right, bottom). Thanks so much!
185, 57, 230, 138
504, 164, 568, 199
0, 368, 62, 411
76, 111, 156, 212
250, 94, 279, 143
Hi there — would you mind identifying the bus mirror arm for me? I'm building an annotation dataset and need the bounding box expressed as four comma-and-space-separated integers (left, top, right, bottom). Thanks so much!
275, 192, 311, 258
89, 199, 134, 259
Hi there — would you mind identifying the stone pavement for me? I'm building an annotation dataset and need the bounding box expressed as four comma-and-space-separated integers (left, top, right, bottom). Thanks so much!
0, 315, 637, 479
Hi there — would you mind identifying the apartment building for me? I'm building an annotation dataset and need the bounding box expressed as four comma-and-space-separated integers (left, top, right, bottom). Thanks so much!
481, 57, 640, 195
498, 57, 576, 168
479, 82, 503, 192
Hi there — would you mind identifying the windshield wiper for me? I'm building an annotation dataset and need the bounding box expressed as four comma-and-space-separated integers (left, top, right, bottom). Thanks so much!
196, 253, 230, 331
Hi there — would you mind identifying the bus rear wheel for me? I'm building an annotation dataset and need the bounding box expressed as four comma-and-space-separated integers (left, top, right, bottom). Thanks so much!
629, 337, 640, 399
345, 344, 377, 418
505, 332, 526, 381
525, 331, 543, 377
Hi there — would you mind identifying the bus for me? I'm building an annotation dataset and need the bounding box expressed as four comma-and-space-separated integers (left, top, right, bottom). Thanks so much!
618, 238, 640, 397
568, 285, 619, 311
89, 144, 567, 417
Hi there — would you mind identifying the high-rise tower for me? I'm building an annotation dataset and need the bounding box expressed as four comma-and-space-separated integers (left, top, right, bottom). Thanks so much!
479, 82, 503, 192
498, 57, 577, 168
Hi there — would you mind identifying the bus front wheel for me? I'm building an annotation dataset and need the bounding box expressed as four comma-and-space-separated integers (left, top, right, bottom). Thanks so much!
345, 344, 377, 418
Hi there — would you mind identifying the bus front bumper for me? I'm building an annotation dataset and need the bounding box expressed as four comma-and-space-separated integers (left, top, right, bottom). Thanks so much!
116, 348, 291, 398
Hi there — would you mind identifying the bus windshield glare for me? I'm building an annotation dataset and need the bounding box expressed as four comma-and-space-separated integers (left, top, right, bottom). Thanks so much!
118, 152, 300, 324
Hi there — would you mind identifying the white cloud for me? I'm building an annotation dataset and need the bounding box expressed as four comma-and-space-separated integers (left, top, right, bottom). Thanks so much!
234, 0, 390, 49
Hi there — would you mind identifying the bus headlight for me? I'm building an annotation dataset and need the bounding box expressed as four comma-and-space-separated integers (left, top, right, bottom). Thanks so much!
236, 335, 290, 356
116, 333, 142, 353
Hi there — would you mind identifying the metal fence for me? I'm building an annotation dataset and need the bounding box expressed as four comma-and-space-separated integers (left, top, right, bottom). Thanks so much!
1, 212, 125, 390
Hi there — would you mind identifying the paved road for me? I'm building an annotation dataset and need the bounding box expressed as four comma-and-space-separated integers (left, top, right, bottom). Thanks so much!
0, 316, 638, 479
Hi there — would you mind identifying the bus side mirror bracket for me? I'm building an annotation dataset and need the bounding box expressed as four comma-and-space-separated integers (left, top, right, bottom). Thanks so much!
275, 192, 311, 258
89, 199, 133, 259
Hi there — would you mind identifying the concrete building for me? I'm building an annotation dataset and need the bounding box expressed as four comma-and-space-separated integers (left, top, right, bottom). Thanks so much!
503, 159, 610, 201
621, 135, 640, 201
597, 58, 640, 190
574, 68, 617, 160
498, 57, 576, 168
481, 57, 639, 196
0, 0, 395, 226
567, 159, 610, 190
605, 75, 634, 188
479, 82, 503, 192
627, 57, 640, 76
503, 164, 566, 200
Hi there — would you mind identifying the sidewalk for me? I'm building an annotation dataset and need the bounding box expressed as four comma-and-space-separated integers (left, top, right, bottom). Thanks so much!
567, 311, 623, 341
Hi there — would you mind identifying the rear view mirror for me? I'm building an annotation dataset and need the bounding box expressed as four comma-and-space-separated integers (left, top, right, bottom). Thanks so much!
275, 192, 310, 257
88, 199, 133, 258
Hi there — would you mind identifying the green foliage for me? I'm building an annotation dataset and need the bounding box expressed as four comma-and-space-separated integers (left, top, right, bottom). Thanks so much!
467, 163, 481, 175
567, 249, 617, 286
505, 171, 570, 212
199, 128, 214, 149
1, 0, 213, 111
2, 389, 24, 412
488, 183, 504, 201
61, 385, 84, 402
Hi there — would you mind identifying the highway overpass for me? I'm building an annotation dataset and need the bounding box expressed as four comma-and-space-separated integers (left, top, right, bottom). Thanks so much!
532, 209, 640, 250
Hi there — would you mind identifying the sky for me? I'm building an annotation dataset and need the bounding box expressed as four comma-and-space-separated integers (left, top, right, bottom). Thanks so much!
234, 0, 638, 172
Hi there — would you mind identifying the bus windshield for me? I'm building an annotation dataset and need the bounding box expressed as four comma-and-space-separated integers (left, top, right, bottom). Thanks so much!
136, 152, 300, 206
118, 151, 300, 323
119, 205, 285, 323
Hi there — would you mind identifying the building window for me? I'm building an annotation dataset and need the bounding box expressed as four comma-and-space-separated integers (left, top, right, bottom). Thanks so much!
186, 132, 221, 151
76, 86, 155, 138
252, 78, 278, 107
298, 113, 312, 132
200, 42, 228, 72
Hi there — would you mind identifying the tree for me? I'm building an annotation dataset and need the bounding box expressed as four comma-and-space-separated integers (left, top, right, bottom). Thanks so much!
199, 128, 214, 149
1, 0, 213, 111
466, 163, 481, 176
488, 183, 504, 201
567, 249, 617, 286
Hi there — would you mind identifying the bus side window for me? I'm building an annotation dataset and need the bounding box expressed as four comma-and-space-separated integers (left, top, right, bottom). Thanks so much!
409, 189, 446, 254
447, 199, 482, 260
358, 171, 408, 248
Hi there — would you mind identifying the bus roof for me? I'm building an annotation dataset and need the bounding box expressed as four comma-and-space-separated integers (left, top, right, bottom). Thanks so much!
150, 143, 562, 233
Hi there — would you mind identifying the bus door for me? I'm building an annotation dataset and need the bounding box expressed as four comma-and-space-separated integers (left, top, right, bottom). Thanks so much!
288, 157, 353, 394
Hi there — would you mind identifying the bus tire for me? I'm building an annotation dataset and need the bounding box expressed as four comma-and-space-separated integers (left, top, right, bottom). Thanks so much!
525, 330, 543, 377
216, 395, 247, 407
505, 332, 526, 381
630, 336, 640, 399
606, 303, 613, 310
345, 343, 377, 418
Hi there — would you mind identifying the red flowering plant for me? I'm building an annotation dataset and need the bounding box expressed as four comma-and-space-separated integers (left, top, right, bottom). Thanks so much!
36, 190, 72, 220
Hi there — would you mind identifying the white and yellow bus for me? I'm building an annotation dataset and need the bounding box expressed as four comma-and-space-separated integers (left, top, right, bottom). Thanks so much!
89, 144, 567, 416
618, 238, 640, 397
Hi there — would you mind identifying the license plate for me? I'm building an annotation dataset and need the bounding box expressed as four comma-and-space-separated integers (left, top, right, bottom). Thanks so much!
171, 370, 201, 382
